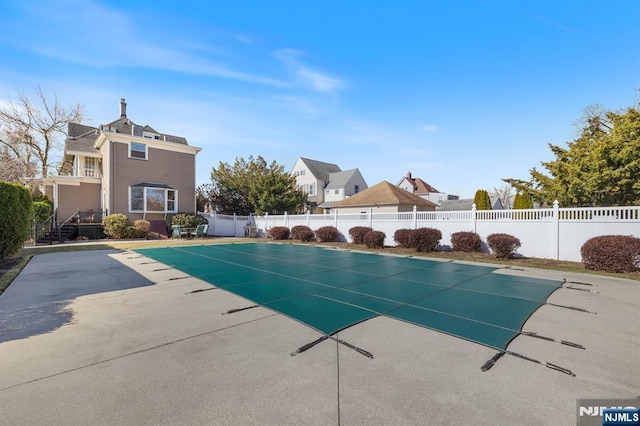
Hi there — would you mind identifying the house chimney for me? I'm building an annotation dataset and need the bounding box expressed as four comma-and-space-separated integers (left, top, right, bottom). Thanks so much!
407, 171, 412, 179
120, 98, 127, 117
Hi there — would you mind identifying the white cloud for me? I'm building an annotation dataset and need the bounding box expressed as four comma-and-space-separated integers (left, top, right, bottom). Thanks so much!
13, 1, 288, 88
274, 49, 345, 93
418, 124, 440, 132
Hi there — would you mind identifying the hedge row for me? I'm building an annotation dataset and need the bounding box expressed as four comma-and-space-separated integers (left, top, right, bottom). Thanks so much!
0, 182, 33, 258
267, 225, 341, 242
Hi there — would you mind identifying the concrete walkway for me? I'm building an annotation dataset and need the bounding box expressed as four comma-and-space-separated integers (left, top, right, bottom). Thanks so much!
0, 247, 638, 425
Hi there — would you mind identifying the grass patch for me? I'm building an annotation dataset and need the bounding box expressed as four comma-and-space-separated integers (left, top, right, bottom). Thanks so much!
1, 238, 638, 295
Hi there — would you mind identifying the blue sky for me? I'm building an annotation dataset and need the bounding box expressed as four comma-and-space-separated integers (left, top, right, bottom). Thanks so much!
0, 0, 638, 198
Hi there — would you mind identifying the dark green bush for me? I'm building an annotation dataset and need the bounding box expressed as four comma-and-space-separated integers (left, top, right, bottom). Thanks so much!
409, 228, 442, 252
394, 228, 413, 248
33, 201, 53, 223
451, 231, 482, 252
315, 226, 340, 242
363, 230, 386, 248
102, 214, 129, 239
349, 226, 373, 244
268, 226, 290, 240
171, 213, 208, 228
291, 225, 314, 241
487, 233, 521, 259
0, 182, 32, 258
581, 235, 640, 273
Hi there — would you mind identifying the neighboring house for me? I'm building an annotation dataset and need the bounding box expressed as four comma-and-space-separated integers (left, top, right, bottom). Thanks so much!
437, 197, 504, 211
397, 171, 458, 205
291, 157, 367, 213
318, 169, 367, 213
333, 181, 437, 213
43, 99, 201, 233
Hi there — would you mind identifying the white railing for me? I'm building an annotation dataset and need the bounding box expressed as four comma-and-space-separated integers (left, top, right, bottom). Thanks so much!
242, 202, 640, 262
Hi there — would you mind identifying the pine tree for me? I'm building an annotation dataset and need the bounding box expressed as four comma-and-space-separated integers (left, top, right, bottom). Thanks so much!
473, 189, 492, 210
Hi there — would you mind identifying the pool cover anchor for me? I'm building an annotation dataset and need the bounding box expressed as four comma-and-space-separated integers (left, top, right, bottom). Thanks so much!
520, 331, 585, 349
291, 335, 374, 359
563, 278, 597, 286
222, 304, 259, 315
481, 350, 575, 376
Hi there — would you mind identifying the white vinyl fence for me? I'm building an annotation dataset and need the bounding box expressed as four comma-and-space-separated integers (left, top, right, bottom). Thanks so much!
201, 202, 640, 262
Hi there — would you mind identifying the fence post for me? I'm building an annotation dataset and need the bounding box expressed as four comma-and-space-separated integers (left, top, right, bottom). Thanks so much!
306, 210, 310, 227
413, 205, 417, 229
284, 211, 288, 228
552, 200, 560, 260
233, 213, 237, 237
334, 209, 338, 228
369, 208, 373, 228
471, 203, 477, 233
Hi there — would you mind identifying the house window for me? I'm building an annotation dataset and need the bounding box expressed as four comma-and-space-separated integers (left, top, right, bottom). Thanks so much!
309, 183, 314, 196
334, 189, 339, 194
129, 185, 177, 213
129, 142, 147, 159
84, 157, 96, 177
354, 185, 359, 193
325, 190, 330, 195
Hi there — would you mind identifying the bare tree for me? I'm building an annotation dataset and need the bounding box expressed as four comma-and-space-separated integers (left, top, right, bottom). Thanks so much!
0, 86, 84, 180
490, 184, 514, 209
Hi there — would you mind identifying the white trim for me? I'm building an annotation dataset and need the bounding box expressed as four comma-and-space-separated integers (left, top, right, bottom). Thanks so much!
95, 133, 201, 156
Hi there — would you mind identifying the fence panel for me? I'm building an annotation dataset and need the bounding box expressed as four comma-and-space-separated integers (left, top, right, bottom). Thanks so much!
242, 205, 640, 262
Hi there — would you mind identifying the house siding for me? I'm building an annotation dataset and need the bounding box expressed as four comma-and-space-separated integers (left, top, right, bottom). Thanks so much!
57, 182, 101, 222
108, 141, 196, 219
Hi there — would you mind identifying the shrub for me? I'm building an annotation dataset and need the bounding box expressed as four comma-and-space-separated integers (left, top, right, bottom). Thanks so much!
451, 231, 482, 252
349, 226, 373, 244
363, 230, 386, 248
291, 225, 314, 241
129, 220, 151, 239
409, 227, 442, 252
394, 228, 413, 248
32, 200, 53, 223
268, 226, 290, 240
487, 233, 521, 259
315, 226, 340, 242
171, 213, 208, 228
0, 182, 32, 258
102, 214, 129, 239
581, 235, 640, 273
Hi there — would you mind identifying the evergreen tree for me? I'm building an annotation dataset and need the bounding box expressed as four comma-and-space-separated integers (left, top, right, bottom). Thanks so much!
504, 100, 640, 206
473, 189, 492, 210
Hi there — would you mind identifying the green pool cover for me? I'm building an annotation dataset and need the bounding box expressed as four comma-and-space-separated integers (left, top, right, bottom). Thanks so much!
135, 243, 562, 350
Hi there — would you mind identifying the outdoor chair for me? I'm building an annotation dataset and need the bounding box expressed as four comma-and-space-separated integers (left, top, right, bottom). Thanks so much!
171, 225, 187, 239
191, 224, 208, 239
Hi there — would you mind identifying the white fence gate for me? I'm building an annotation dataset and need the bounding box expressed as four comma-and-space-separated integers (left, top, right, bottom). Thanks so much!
201, 203, 640, 262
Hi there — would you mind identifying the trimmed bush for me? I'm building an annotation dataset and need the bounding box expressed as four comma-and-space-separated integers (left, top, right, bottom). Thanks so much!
102, 214, 129, 239
363, 230, 386, 249
394, 228, 413, 248
349, 226, 373, 244
409, 227, 442, 252
33, 200, 53, 223
268, 226, 290, 240
581, 235, 640, 273
130, 220, 151, 239
487, 233, 521, 259
315, 226, 340, 242
291, 225, 314, 241
171, 213, 208, 228
451, 231, 482, 252
0, 182, 32, 258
